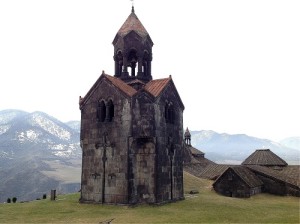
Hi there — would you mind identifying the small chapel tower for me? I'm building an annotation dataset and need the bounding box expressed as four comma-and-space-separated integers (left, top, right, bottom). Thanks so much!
113, 6, 153, 83
79, 6, 184, 205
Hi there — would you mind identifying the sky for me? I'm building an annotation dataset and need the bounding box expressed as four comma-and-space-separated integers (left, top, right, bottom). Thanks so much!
0, 0, 299, 142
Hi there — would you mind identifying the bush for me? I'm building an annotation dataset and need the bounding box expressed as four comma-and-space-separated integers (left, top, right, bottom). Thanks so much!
12, 197, 17, 203
7, 198, 11, 203
43, 194, 47, 199
189, 190, 199, 194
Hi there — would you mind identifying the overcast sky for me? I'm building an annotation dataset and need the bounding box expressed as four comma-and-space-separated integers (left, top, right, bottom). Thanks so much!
0, 0, 299, 142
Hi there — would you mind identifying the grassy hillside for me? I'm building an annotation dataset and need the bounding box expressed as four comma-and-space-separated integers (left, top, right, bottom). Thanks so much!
0, 172, 299, 223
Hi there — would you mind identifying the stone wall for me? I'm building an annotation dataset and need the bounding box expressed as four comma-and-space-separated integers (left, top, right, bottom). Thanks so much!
213, 170, 256, 198
80, 77, 184, 205
80, 80, 131, 204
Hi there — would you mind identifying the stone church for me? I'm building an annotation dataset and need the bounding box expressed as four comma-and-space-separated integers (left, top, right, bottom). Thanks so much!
79, 7, 185, 205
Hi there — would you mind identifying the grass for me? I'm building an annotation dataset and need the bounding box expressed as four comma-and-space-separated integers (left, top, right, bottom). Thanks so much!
0, 172, 299, 223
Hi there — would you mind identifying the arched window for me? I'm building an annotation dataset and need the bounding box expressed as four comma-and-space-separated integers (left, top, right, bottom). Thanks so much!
128, 50, 137, 76
165, 103, 175, 124
165, 103, 169, 123
168, 104, 174, 124
107, 100, 114, 122
143, 51, 149, 77
97, 100, 106, 122
116, 51, 123, 76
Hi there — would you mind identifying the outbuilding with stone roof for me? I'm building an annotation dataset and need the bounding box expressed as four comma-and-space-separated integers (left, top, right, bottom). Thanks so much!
211, 149, 299, 197
213, 166, 263, 198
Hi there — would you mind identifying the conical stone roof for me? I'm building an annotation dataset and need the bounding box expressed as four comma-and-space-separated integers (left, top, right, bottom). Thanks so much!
116, 6, 150, 39
242, 149, 288, 166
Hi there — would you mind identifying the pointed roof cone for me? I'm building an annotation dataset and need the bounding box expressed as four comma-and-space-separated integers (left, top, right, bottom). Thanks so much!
242, 149, 288, 166
116, 7, 150, 39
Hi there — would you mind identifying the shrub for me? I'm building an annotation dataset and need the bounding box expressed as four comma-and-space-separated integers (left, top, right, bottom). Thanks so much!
12, 197, 17, 203
190, 190, 199, 194
7, 198, 11, 203
43, 194, 47, 199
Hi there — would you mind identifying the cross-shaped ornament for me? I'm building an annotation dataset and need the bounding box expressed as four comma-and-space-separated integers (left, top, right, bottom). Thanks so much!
91, 172, 101, 179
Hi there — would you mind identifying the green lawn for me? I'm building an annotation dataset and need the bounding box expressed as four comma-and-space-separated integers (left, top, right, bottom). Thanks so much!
0, 172, 299, 223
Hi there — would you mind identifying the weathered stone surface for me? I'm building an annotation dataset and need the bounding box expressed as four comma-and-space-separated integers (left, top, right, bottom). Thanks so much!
79, 7, 184, 205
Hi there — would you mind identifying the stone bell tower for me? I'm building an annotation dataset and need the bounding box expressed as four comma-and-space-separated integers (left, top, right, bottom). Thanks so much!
112, 6, 153, 83
79, 6, 185, 205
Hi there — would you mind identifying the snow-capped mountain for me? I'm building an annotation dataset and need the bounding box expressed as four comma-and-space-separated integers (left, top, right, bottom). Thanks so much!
65, 120, 81, 132
0, 109, 81, 202
191, 130, 300, 164
0, 110, 80, 159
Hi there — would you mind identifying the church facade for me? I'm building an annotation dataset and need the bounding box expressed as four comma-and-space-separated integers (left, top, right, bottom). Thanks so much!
79, 7, 185, 204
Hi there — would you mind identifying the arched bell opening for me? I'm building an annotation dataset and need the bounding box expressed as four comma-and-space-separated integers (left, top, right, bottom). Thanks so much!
127, 50, 138, 77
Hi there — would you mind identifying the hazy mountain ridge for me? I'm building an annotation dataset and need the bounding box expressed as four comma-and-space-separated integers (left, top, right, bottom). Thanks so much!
0, 110, 81, 202
280, 137, 300, 151
191, 130, 300, 164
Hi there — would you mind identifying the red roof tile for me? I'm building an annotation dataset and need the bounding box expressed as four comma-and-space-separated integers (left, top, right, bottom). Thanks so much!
79, 73, 137, 109
104, 75, 137, 97
144, 77, 170, 97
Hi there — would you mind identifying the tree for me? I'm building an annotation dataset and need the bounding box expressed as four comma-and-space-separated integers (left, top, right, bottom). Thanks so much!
12, 197, 17, 203
7, 198, 11, 203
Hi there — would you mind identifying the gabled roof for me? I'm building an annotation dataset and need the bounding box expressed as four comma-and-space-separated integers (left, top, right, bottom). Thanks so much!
199, 164, 232, 180
144, 77, 170, 97
242, 149, 288, 167
79, 73, 137, 109
104, 75, 137, 96
280, 166, 300, 181
144, 76, 185, 109
247, 165, 300, 188
126, 79, 146, 86
228, 166, 263, 188
80, 74, 185, 109
188, 146, 204, 156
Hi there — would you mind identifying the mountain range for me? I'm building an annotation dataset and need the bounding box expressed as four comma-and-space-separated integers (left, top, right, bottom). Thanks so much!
0, 109, 81, 202
0, 109, 299, 202
191, 130, 300, 165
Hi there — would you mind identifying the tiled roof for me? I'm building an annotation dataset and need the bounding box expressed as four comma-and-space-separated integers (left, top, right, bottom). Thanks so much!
144, 77, 170, 97
198, 164, 232, 180
280, 165, 300, 181
188, 146, 204, 155
80, 74, 183, 108
79, 73, 137, 108
126, 79, 145, 86
183, 158, 216, 178
247, 165, 300, 188
104, 75, 137, 97
116, 9, 149, 38
242, 149, 288, 166
107, 75, 171, 99
230, 166, 263, 188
